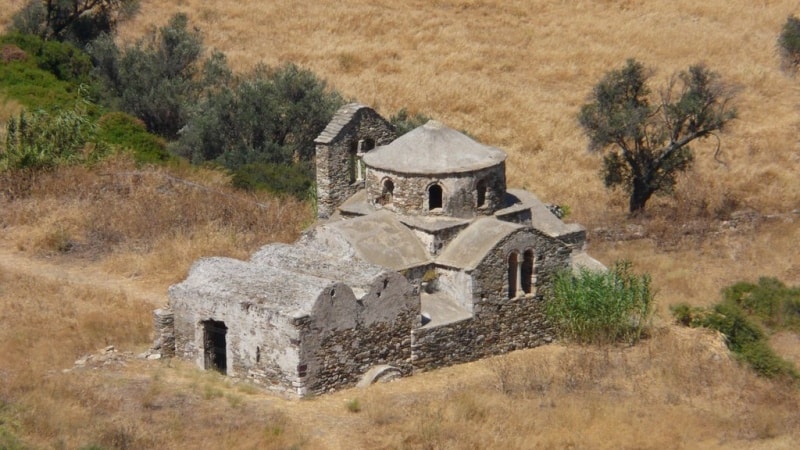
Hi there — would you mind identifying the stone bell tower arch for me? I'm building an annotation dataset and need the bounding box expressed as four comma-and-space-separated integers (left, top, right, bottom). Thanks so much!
314, 104, 396, 219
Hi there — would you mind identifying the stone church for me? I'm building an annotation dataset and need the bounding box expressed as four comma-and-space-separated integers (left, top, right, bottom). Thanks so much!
155, 104, 604, 397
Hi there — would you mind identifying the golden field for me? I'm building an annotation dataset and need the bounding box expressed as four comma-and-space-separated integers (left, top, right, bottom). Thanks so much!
2, 1, 800, 448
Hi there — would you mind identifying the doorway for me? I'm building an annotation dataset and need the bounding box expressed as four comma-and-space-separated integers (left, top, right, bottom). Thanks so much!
203, 320, 228, 374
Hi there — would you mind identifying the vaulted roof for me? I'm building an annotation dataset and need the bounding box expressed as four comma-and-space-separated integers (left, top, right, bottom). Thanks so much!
319, 210, 432, 271
436, 217, 524, 270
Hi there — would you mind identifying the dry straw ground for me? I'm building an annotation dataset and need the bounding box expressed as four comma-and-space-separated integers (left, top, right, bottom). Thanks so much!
2, 0, 800, 448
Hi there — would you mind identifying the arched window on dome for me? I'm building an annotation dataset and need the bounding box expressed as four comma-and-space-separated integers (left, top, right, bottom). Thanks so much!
428, 184, 443, 210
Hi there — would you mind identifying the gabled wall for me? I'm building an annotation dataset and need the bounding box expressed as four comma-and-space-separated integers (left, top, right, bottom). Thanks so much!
411, 227, 571, 371
315, 105, 396, 218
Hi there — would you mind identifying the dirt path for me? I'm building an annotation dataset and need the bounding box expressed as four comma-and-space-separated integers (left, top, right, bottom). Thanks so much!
0, 242, 166, 306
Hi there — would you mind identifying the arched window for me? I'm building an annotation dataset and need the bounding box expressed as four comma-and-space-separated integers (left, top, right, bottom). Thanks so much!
348, 139, 375, 184
348, 141, 358, 184
380, 178, 394, 205
476, 179, 487, 208
521, 249, 535, 294
428, 184, 443, 210
508, 252, 519, 298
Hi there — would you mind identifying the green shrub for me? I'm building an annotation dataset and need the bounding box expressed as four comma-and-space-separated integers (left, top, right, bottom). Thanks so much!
231, 162, 314, 199
389, 108, 431, 136
722, 277, 800, 331
779, 15, 800, 70
2, 104, 108, 171
671, 280, 800, 380
0, 39, 83, 110
545, 261, 654, 345
96, 112, 171, 163
38, 39, 93, 83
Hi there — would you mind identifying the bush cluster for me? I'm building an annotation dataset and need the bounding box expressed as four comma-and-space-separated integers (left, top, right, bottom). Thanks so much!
2, 6, 432, 200
671, 277, 800, 380
779, 15, 800, 71
2, 104, 108, 171
545, 261, 654, 345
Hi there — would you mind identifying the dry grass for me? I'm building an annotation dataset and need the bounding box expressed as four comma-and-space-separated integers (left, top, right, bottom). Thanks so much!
0, 154, 312, 286
100, 0, 800, 219
2, 1, 800, 448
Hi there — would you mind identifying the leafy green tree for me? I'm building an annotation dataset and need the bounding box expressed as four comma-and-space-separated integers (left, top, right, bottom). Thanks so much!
174, 62, 344, 168
578, 59, 737, 214
779, 15, 800, 71
389, 108, 430, 136
11, 0, 139, 47
89, 13, 223, 139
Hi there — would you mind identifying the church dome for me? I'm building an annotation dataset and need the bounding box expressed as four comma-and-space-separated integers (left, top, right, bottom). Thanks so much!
362, 120, 506, 175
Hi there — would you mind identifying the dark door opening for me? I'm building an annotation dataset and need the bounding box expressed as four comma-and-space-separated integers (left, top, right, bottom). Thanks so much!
203, 320, 228, 374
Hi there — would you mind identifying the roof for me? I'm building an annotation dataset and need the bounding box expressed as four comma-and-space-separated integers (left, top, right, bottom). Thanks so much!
314, 103, 375, 145
362, 120, 506, 175
501, 189, 585, 238
250, 241, 388, 292
436, 217, 524, 270
320, 210, 431, 270
169, 257, 334, 318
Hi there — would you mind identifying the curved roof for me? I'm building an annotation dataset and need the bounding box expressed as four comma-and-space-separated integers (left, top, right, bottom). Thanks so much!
320, 210, 431, 270
170, 257, 334, 317
362, 120, 506, 175
436, 218, 523, 270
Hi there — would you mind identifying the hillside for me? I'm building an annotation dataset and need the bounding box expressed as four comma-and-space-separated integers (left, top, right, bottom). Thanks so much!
114, 0, 800, 310
1, 1, 800, 448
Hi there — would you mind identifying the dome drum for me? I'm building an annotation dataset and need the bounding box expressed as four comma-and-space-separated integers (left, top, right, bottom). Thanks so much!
365, 164, 506, 218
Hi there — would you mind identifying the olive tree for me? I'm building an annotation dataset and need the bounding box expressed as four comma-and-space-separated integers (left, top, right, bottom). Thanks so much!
578, 59, 737, 214
11, 0, 139, 47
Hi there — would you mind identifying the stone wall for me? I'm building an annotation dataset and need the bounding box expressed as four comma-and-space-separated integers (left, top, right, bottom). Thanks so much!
315, 107, 395, 218
364, 163, 506, 218
299, 307, 417, 394
170, 291, 306, 395
297, 271, 419, 394
152, 308, 175, 357
411, 226, 569, 371
410, 296, 553, 371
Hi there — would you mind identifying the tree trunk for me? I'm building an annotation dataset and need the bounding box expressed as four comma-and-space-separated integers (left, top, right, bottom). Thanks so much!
629, 178, 653, 214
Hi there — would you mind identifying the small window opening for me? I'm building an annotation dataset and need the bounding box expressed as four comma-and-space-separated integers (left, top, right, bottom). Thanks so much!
203, 320, 228, 374
421, 313, 432, 326
508, 252, 519, 299
348, 142, 358, 184
256, 346, 261, 363
521, 250, 535, 294
381, 179, 394, 205
363, 138, 375, 151
383, 278, 389, 289
428, 184, 443, 210
476, 179, 487, 208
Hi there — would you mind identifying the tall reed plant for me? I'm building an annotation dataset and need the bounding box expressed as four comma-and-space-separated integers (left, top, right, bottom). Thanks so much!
545, 261, 654, 345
